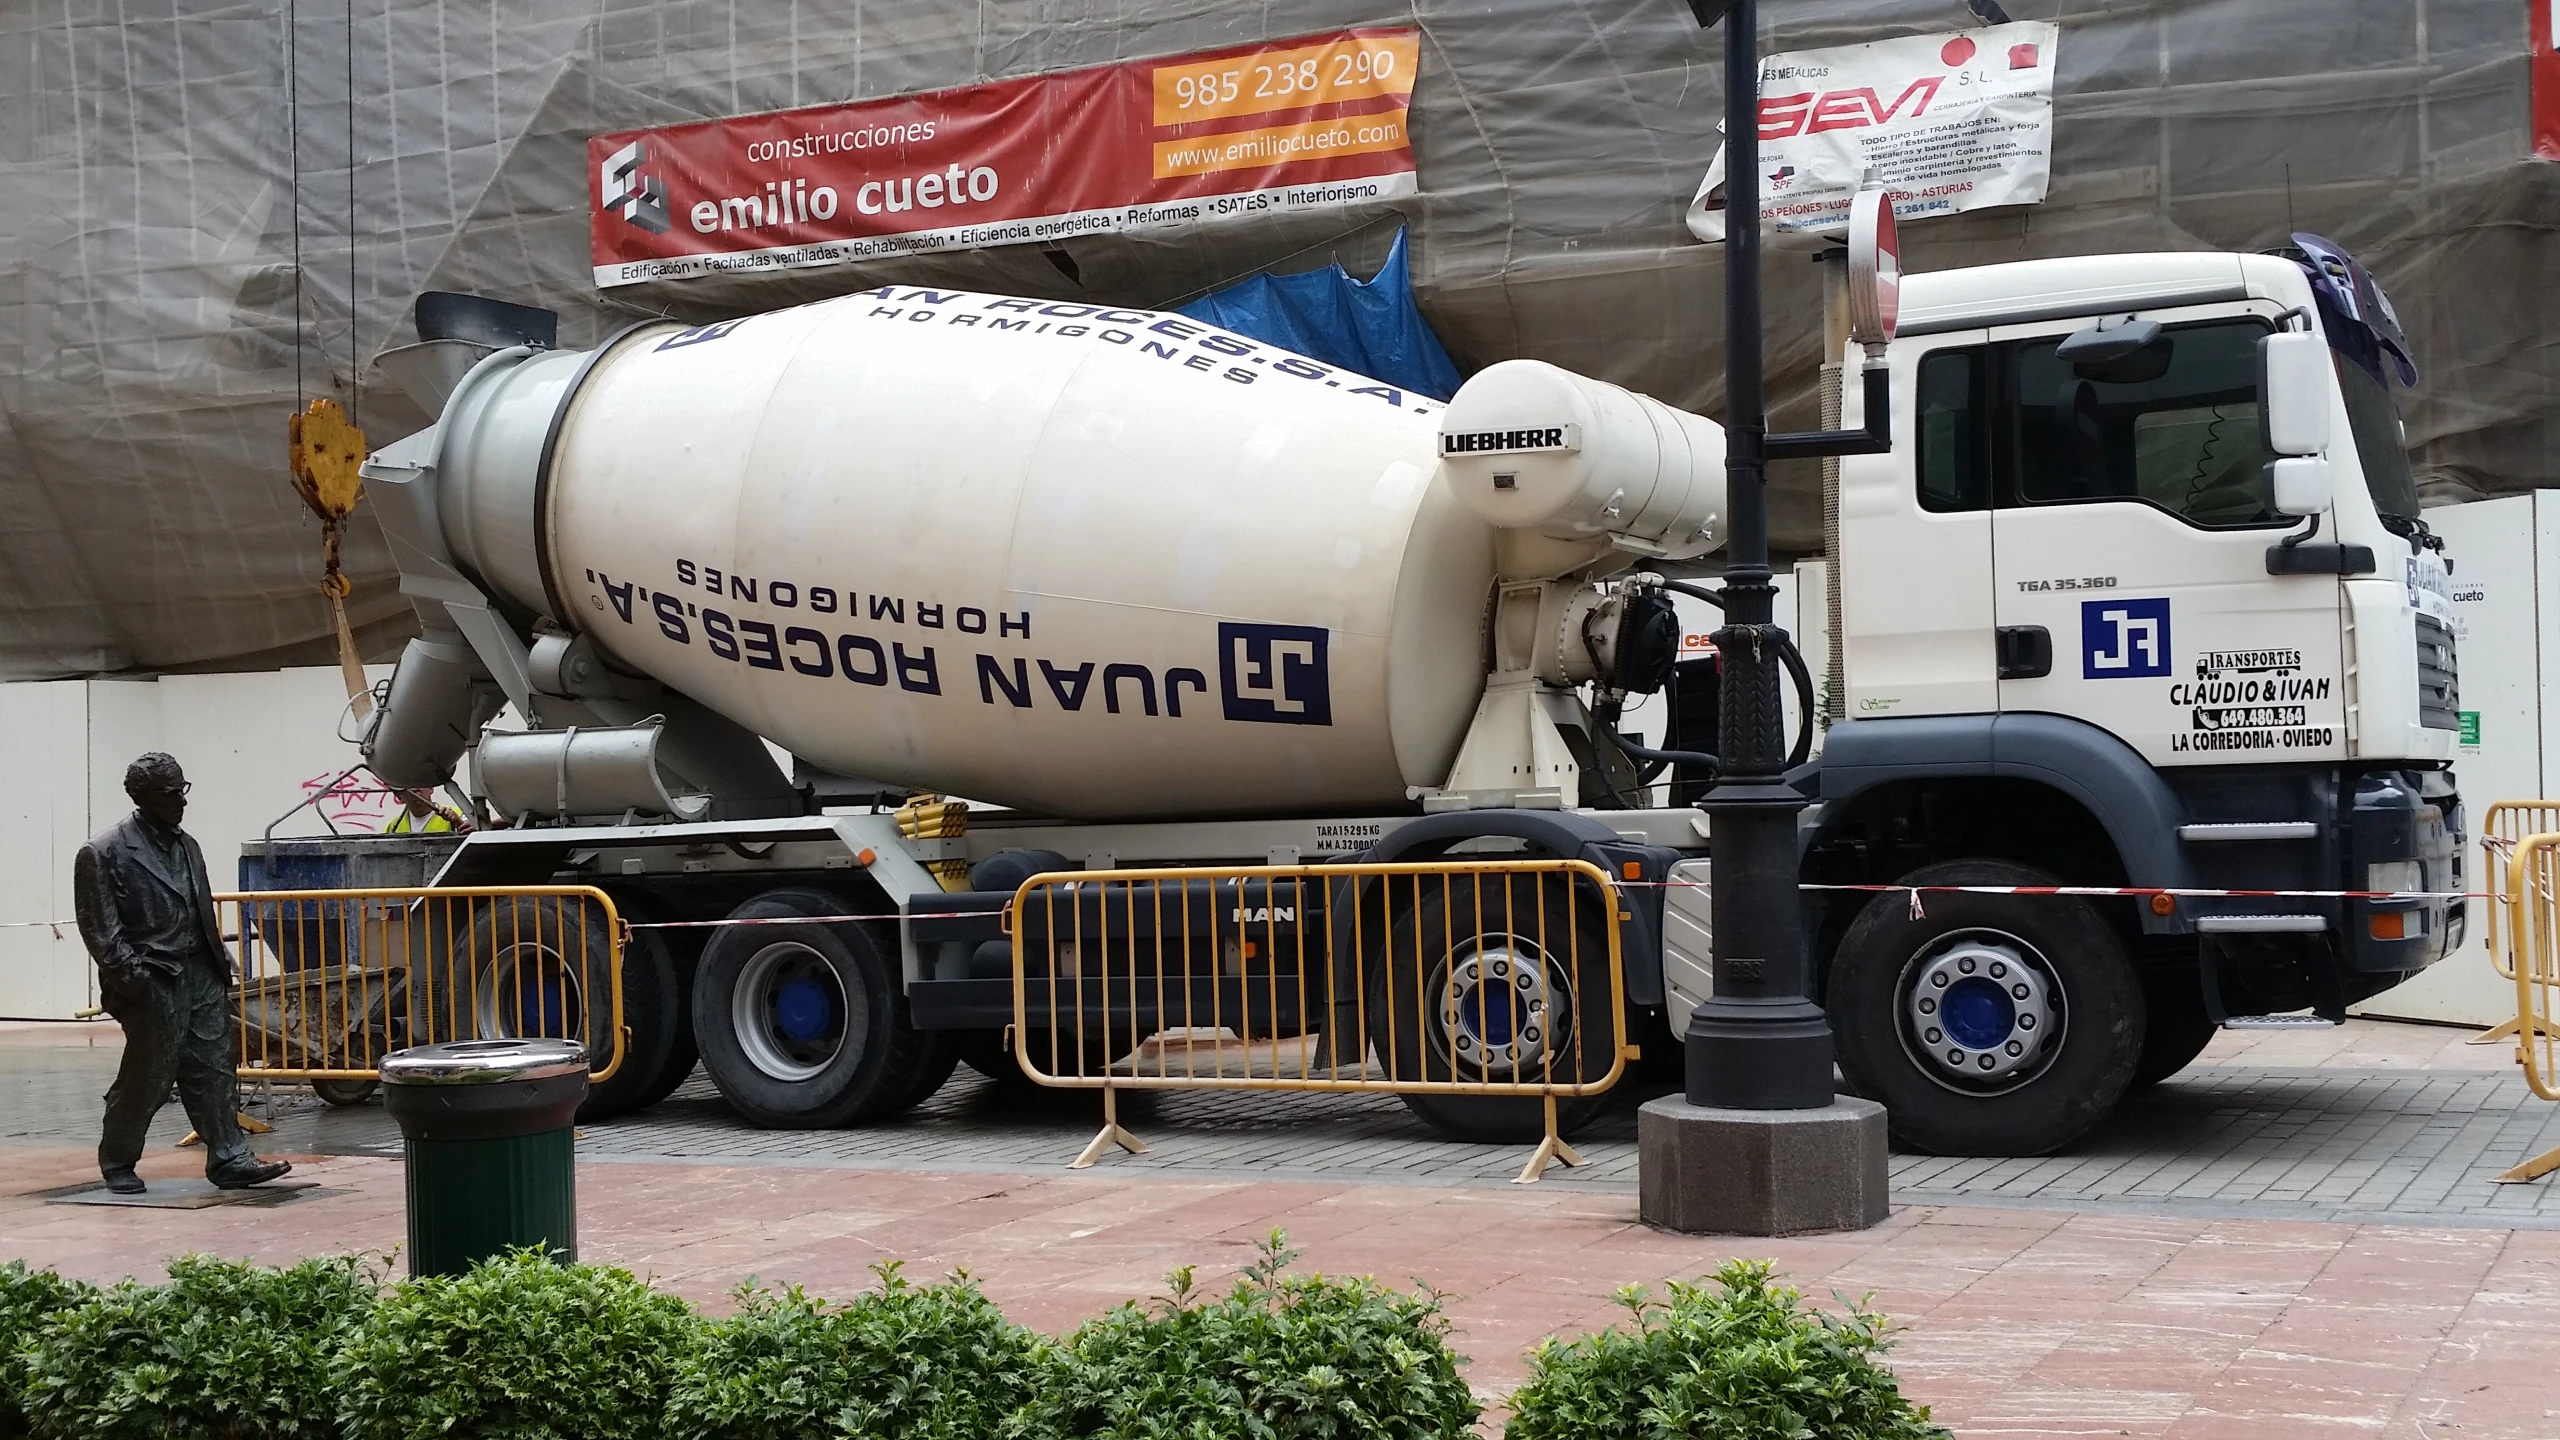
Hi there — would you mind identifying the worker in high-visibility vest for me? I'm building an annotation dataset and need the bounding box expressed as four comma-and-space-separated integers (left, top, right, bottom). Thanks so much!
383, 789, 461, 834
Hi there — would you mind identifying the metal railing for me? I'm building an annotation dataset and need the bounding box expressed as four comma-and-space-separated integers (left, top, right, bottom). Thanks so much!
2475, 801, 2560, 1047
2496, 834, 2560, 1183
218, 886, 627, 1091
1008, 858, 1631, 1182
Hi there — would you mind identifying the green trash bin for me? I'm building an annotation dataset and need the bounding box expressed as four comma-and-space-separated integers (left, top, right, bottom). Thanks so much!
381, 1038, 588, 1277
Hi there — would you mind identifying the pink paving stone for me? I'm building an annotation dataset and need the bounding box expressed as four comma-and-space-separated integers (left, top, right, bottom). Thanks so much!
7, 1152, 2560, 1436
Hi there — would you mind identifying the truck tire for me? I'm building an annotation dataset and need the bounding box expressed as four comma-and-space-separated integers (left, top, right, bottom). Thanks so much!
1828, 860, 2144, 1156
954, 1028, 1027, 1088
608, 895, 704, 1111
310, 1078, 379, 1107
691, 888, 929, 1128
956, 1027, 1134, 1091
1368, 872, 1621, 1144
459, 896, 679, 1123
879, 1032, 962, 1114
2132, 990, 2219, 1089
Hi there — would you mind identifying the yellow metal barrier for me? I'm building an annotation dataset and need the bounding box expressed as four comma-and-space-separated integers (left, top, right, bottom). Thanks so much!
2497, 834, 2560, 1182
217, 887, 627, 1093
2475, 801, 2560, 1047
1009, 858, 1631, 1182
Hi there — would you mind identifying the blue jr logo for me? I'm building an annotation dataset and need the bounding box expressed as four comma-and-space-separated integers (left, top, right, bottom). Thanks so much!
1219, 623, 1332, 725
2080, 598, 2171, 679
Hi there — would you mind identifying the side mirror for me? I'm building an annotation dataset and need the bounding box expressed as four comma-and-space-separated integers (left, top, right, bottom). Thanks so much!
2056, 318, 2170, 383
2260, 331, 2332, 455
2268, 455, 2332, 517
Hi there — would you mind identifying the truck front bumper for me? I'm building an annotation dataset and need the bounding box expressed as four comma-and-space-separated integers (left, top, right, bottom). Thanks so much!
2345, 768, 2463, 973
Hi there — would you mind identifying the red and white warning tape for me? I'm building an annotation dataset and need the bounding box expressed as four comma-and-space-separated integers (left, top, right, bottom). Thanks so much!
1780, 881, 2481, 920
6, 880, 2502, 938
626, 909, 1004, 929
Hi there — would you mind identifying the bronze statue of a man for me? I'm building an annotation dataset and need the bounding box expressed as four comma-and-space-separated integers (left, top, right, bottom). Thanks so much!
74, 753, 292, 1194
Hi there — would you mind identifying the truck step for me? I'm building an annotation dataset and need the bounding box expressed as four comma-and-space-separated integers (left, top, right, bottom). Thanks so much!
2219, 1014, 2342, 1031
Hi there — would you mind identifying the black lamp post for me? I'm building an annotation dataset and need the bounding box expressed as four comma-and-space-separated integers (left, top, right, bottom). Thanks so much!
1684, 0, 1891, 1111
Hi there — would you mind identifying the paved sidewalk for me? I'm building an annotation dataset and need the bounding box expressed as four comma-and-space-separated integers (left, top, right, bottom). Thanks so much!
10, 1018, 2560, 1433
5, 1142, 2559, 1438
14, 1018, 2558, 1227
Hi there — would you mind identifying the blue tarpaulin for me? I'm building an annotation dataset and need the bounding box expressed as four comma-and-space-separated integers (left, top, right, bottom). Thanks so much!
1176, 228, 1463, 401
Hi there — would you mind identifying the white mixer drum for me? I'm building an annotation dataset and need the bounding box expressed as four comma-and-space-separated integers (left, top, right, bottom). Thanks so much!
531, 288, 1495, 819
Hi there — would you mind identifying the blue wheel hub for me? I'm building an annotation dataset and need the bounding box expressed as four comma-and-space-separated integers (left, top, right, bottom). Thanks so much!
1437, 944, 1563, 1072
774, 976, 835, 1042
734, 941, 855, 1083
1904, 935, 2057, 1087
1939, 976, 2016, 1051
507, 970, 577, 1037
1458, 985, 1523, 1047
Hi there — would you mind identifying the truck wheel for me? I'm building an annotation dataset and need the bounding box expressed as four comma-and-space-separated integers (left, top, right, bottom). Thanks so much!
1368, 872, 1622, 1144
691, 888, 928, 1128
956, 1027, 1134, 1091
879, 1032, 961, 1114
2132, 990, 2219, 1089
955, 1028, 1027, 1088
608, 896, 704, 1111
310, 1078, 378, 1107
461, 896, 679, 1122
1828, 860, 2143, 1156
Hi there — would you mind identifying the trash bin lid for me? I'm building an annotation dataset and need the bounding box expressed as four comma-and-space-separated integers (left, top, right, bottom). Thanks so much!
380, 1037, 588, 1085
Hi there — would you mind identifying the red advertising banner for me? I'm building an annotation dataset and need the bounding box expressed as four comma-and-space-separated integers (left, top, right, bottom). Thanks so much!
590, 29, 1420, 288
2536, 0, 2560, 160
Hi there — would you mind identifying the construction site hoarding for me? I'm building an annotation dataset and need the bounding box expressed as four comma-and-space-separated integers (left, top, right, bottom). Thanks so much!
1689, 20, 2058, 242
2537, 0, 2560, 160
589, 28, 1420, 288
4, 2, 2552, 682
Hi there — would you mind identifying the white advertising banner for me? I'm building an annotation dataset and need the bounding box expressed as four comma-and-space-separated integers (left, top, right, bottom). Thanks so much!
1687, 22, 2058, 243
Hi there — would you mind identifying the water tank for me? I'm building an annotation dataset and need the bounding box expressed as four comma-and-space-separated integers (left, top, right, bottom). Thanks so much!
424, 289, 1496, 820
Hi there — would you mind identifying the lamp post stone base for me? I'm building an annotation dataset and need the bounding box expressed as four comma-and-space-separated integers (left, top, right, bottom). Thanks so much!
1637, 1094, 1891, 1236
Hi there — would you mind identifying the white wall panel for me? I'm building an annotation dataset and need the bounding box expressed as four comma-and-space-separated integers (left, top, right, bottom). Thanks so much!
2358, 494, 2543, 1027
0, 682, 93, 1018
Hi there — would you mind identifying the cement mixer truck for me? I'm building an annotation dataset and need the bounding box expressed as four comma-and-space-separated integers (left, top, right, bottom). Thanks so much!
341, 234, 2462, 1157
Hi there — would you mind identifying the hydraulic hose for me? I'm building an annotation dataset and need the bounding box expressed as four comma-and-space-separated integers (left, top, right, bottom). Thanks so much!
1593, 575, 1816, 786
1775, 631, 1816, 770
1605, 726, 1719, 777
1655, 578, 1726, 610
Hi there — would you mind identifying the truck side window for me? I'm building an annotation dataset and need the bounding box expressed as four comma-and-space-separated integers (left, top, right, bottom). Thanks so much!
1915, 348, 1989, 513
2011, 318, 2279, 528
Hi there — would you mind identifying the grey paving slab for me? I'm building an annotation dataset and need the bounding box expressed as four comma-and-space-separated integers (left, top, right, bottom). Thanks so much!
11, 1043, 2560, 1226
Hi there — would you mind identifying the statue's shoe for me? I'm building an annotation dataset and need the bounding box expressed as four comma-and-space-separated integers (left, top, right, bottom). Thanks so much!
101, 1170, 146, 1195
209, 1157, 293, 1189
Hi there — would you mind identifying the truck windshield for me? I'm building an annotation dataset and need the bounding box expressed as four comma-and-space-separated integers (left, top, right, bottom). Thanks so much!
2332, 351, 2422, 526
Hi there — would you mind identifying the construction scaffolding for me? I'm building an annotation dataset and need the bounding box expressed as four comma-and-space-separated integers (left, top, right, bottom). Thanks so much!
2, 0, 2548, 680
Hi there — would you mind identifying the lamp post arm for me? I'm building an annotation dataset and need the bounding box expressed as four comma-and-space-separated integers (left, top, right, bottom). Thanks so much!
1765, 363, 1890, 460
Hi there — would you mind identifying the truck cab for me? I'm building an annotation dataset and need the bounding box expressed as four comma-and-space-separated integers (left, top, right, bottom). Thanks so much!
1802, 242, 2463, 1153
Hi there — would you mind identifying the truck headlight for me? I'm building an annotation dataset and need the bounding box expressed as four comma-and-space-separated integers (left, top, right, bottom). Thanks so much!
2366, 861, 2423, 897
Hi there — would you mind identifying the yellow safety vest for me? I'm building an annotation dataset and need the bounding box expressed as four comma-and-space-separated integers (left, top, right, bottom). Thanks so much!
384, 809, 454, 834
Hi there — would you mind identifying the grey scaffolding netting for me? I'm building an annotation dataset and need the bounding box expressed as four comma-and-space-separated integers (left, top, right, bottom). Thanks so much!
2, 0, 2549, 681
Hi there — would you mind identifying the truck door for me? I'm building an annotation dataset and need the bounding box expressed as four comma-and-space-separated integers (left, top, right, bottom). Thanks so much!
1838, 328, 1996, 720
1975, 309, 2347, 766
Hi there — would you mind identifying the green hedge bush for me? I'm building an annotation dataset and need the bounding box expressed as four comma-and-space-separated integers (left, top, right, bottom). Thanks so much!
667, 1262, 1058, 1440
1051, 1232, 1477, 1440
334, 1247, 701, 1440
1502, 1259, 1946, 1440
17, 1253, 374, 1440
1, 1239, 1939, 1440
0, 1259, 94, 1436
